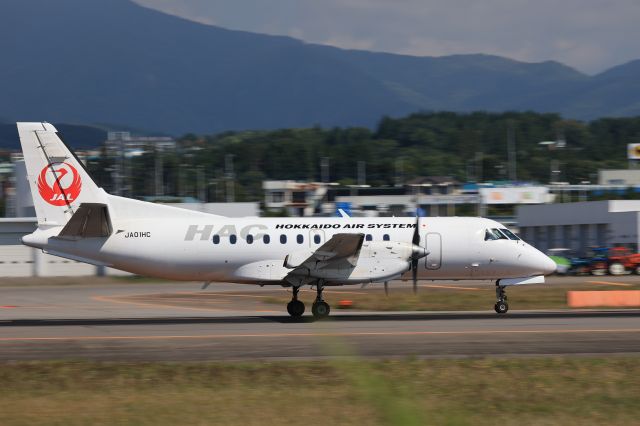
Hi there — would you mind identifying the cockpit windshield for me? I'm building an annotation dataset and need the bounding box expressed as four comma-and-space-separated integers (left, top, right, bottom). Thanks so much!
485, 228, 508, 241
500, 228, 521, 240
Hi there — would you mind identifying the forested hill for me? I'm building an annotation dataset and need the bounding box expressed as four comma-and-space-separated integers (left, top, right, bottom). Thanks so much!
1, 0, 640, 135
83, 112, 640, 202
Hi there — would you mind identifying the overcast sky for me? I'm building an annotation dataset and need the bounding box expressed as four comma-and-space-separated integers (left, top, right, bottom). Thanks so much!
135, 0, 640, 74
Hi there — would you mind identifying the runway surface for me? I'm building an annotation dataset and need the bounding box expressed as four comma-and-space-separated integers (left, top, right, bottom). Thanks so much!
1, 278, 639, 361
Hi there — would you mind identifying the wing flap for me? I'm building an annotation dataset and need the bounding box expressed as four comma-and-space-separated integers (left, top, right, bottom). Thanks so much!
286, 233, 364, 282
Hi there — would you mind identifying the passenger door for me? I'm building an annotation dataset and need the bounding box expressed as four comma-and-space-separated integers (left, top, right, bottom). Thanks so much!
425, 233, 442, 270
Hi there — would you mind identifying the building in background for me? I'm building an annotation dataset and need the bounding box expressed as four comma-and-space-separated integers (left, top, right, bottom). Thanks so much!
598, 169, 640, 186
263, 179, 551, 219
517, 200, 640, 254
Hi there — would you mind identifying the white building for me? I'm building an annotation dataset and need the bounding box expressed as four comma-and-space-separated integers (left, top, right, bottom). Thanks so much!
598, 169, 640, 186
517, 200, 640, 254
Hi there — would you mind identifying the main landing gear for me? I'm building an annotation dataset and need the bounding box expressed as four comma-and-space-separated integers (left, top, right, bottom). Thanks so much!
494, 282, 508, 314
311, 281, 330, 320
286, 282, 331, 319
287, 286, 305, 318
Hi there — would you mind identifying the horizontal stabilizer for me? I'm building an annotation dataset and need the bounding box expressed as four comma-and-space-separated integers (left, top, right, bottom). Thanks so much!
57, 203, 112, 239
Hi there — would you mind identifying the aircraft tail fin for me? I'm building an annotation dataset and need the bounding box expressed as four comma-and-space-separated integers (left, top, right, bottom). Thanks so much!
17, 122, 107, 228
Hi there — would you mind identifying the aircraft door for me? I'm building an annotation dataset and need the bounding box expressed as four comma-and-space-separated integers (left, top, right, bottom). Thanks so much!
425, 233, 442, 270
309, 229, 325, 247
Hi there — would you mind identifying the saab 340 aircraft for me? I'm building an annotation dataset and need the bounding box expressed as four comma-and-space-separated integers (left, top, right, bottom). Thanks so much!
17, 122, 556, 318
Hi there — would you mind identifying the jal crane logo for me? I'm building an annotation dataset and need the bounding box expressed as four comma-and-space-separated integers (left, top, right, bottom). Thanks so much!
37, 162, 82, 206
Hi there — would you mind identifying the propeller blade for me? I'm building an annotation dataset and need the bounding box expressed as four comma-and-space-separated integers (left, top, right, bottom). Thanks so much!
412, 215, 420, 294
412, 259, 418, 294
412, 215, 420, 246
384, 281, 389, 296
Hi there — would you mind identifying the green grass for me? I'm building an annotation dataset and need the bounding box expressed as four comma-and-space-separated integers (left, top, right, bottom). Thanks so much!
264, 281, 640, 311
0, 358, 638, 426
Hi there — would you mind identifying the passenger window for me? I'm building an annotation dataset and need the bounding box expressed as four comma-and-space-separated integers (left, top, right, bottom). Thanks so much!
212, 234, 220, 244
383, 234, 390, 241
229, 234, 237, 244
280, 234, 287, 244
297, 234, 303, 244
263, 234, 270, 244
500, 228, 520, 240
246, 234, 253, 244
366, 234, 373, 241
314, 234, 321, 244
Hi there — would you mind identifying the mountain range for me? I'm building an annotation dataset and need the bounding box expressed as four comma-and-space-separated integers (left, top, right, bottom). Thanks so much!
1, 0, 639, 138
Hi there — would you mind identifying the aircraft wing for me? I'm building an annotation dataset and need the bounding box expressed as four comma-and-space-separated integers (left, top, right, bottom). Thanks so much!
286, 233, 365, 278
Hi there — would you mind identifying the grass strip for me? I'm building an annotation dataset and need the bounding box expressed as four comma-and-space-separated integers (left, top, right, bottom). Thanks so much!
0, 357, 638, 426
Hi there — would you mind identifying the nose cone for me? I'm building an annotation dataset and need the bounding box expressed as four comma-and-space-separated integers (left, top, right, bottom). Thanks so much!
522, 246, 557, 276
536, 251, 558, 275
540, 254, 557, 275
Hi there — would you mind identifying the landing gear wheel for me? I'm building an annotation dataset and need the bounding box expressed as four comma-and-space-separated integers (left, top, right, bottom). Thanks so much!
287, 286, 305, 318
494, 301, 509, 314
494, 282, 509, 314
312, 301, 331, 319
287, 300, 305, 318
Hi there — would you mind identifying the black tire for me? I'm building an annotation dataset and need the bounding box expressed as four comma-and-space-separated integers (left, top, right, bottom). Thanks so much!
494, 301, 508, 314
287, 300, 305, 317
311, 301, 331, 319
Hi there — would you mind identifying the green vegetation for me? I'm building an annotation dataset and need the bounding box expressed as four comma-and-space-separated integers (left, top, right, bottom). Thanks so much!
263, 280, 640, 311
0, 358, 637, 425
85, 112, 640, 202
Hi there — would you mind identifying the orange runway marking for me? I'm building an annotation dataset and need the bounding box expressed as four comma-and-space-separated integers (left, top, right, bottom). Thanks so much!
587, 281, 634, 287
91, 295, 226, 313
171, 291, 273, 299
1, 329, 639, 342
300, 289, 367, 295
420, 284, 486, 291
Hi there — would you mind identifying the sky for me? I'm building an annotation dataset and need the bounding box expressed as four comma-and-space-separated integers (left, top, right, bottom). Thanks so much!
134, 0, 640, 74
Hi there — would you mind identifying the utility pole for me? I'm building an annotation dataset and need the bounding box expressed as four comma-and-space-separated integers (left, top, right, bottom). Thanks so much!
395, 158, 404, 187
321, 157, 330, 183
154, 146, 164, 197
507, 122, 517, 181
357, 161, 366, 186
225, 154, 235, 202
476, 152, 483, 182
197, 165, 205, 202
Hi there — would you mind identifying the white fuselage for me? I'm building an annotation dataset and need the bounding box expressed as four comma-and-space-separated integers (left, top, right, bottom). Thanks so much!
23, 213, 556, 285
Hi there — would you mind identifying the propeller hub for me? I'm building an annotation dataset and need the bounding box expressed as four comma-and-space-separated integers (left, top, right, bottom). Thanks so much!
411, 245, 428, 260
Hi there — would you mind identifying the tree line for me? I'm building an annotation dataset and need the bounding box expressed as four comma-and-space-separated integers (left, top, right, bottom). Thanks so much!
86, 111, 640, 202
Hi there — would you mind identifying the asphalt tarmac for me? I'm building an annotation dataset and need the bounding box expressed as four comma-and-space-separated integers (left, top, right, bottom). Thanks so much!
1, 279, 639, 361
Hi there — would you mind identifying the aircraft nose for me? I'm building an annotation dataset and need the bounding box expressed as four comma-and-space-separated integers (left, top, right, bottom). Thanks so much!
539, 253, 557, 275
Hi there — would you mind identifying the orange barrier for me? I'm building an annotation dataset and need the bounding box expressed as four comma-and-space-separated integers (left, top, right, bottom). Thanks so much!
338, 300, 354, 309
567, 290, 640, 308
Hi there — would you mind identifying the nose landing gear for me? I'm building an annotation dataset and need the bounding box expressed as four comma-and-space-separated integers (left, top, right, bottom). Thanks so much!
494, 283, 508, 314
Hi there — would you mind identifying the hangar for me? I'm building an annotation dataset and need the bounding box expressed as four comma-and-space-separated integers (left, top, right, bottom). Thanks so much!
517, 200, 640, 254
